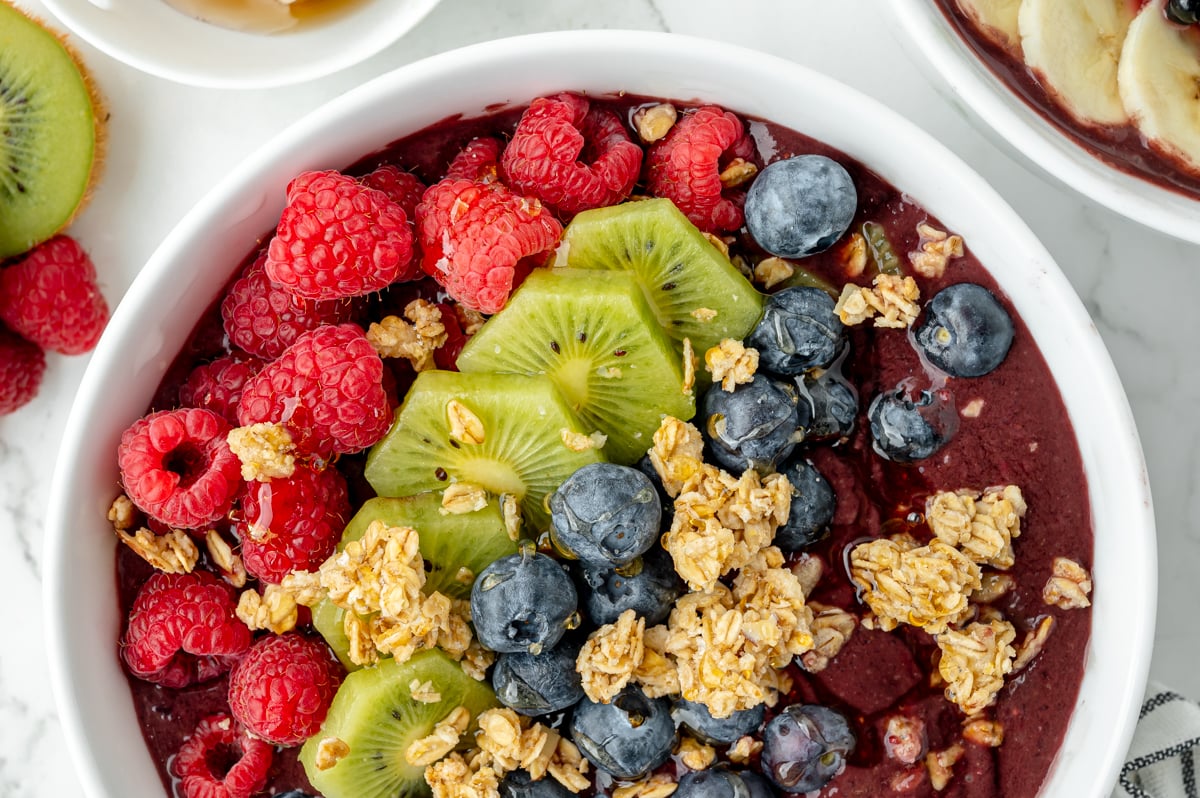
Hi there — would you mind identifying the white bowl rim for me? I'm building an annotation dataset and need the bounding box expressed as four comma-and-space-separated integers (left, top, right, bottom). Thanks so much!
890, 0, 1200, 245
36, 0, 444, 89
44, 28, 1156, 798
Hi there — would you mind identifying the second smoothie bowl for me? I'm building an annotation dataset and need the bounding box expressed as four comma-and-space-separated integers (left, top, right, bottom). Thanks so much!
45, 30, 1154, 798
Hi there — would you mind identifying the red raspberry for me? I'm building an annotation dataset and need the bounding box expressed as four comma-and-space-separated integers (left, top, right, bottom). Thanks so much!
433, 302, 468, 370
445, 137, 502, 183
0, 235, 109, 354
265, 169, 417, 301
645, 105, 752, 233
360, 164, 426, 219
228, 633, 342, 746
415, 179, 562, 314
121, 571, 252, 688
118, 407, 243, 529
0, 325, 45, 415
179, 353, 266, 426
222, 251, 356, 361
236, 323, 391, 458
501, 93, 643, 216
238, 464, 350, 583
172, 714, 273, 798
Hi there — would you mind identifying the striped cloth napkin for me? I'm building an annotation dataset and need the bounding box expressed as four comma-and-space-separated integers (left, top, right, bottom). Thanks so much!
1113, 683, 1200, 798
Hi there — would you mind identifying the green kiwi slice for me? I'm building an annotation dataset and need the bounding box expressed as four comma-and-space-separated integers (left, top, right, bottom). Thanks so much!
456, 268, 695, 465
0, 2, 100, 258
553, 198, 764, 355
299, 649, 499, 798
364, 371, 604, 532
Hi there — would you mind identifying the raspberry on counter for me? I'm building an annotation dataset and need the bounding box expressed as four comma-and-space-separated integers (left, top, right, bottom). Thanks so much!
0, 325, 45, 415
0, 234, 109, 355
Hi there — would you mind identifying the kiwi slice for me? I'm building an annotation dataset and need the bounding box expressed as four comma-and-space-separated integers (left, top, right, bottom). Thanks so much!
299, 649, 499, 798
311, 598, 358, 671
553, 198, 764, 355
0, 2, 101, 259
364, 370, 604, 532
456, 268, 695, 465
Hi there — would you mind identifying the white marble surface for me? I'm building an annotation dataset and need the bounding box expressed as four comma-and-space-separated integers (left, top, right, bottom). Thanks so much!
1, 0, 1196, 794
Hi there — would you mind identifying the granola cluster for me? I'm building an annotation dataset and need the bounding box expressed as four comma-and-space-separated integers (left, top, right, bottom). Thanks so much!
1042, 556, 1092, 609
226, 422, 297, 482
577, 609, 646, 703
908, 223, 964, 279
849, 537, 981, 634
366, 298, 448, 372
108, 495, 199, 574
926, 486, 1026, 569
834, 274, 921, 328
936, 620, 1017, 715
704, 339, 759, 392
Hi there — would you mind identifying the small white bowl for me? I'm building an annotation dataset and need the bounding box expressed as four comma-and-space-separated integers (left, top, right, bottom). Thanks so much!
37, 0, 443, 88
44, 30, 1155, 798
891, 0, 1200, 245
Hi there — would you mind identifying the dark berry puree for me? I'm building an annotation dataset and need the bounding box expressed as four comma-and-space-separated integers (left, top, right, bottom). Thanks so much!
117, 94, 1092, 798
932, 0, 1200, 198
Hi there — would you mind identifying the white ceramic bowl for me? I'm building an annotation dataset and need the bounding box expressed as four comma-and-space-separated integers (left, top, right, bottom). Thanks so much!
36, 0, 442, 88
44, 30, 1155, 798
890, 0, 1200, 245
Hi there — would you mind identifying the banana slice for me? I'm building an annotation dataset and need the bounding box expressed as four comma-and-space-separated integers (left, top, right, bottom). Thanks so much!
1118, 3, 1200, 174
955, 0, 1023, 54
1019, 0, 1134, 127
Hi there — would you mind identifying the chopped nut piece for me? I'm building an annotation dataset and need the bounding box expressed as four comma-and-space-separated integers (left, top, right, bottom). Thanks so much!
909, 223, 964, 280
634, 103, 678, 143
455, 567, 475, 585
648, 416, 706, 498
236, 584, 299, 634
501, 494, 522, 542
677, 736, 717, 770
849, 538, 981, 634
226, 422, 296, 482
925, 743, 964, 791
115, 526, 198, 574
937, 620, 1016, 716
314, 737, 350, 771
790, 553, 824, 598
799, 603, 857, 673
682, 338, 696, 396
962, 717, 1004, 747
410, 679, 443, 704
960, 398, 985, 418
447, 399, 486, 445
368, 300, 448, 372
613, 773, 678, 798
560, 428, 607, 452
406, 706, 471, 766
926, 486, 1026, 569
441, 482, 489, 515
839, 232, 868, 277
205, 529, 247, 588
691, 307, 718, 323
703, 233, 731, 259
718, 158, 758, 188
578, 609, 645, 703
1042, 557, 1092, 609
753, 256, 796, 290
726, 736, 762, 765
834, 275, 921, 329
704, 339, 759, 392
973, 572, 1016, 604
1012, 615, 1055, 671
456, 306, 487, 336
883, 715, 927, 765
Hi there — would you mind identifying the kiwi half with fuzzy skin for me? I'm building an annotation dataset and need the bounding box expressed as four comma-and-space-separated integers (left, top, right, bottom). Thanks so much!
364, 370, 604, 532
299, 649, 499, 798
456, 268, 695, 465
553, 198, 764, 356
0, 2, 102, 259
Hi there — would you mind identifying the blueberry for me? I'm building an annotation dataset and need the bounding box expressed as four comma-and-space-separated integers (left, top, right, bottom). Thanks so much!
674, 769, 749, 798
796, 367, 857, 443
471, 544, 578, 654
493, 641, 584, 716
774, 459, 836, 552
1168, 0, 1199, 24
500, 769, 574, 798
570, 686, 676, 779
549, 463, 661, 567
761, 704, 856, 793
746, 287, 845, 376
700, 375, 807, 473
671, 699, 765, 745
579, 547, 684, 627
745, 155, 858, 259
736, 772, 776, 798
867, 385, 958, 463
914, 283, 1014, 378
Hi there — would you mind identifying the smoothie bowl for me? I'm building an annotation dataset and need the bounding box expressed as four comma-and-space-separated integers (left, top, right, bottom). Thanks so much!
44, 30, 1154, 798
891, 0, 1200, 245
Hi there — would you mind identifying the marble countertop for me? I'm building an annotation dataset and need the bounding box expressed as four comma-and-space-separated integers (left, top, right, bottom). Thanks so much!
2, 0, 1196, 793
